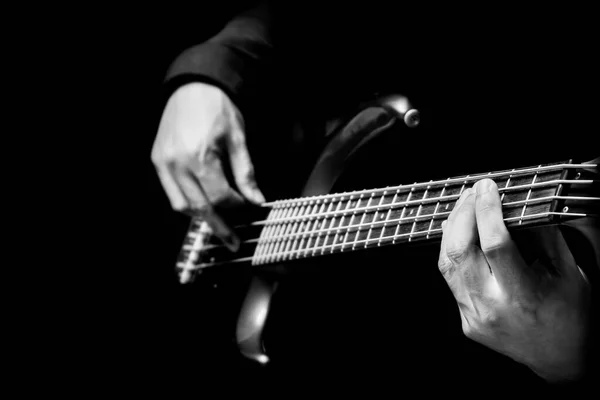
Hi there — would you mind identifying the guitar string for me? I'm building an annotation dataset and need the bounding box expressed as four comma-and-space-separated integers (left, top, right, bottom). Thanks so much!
179, 170, 598, 269
184, 196, 600, 250
244, 179, 595, 227
186, 210, 589, 269
258, 163, 595, 208
187, 193, 599, 252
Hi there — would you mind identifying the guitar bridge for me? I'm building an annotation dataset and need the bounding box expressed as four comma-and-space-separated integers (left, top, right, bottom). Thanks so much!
176, 217, 214, 284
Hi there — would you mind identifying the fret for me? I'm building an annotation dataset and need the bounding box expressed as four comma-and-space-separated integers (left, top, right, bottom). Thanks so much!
353, 192, 375, 250
378, 189, 400, 246
317, 199, 344, 255
428, 178, 451, 238
363, 191, 386, 248
500, 169, 515, 202
286, 202, 315, 260
270, 203, 299, 262
278, 203, 305, 261
239, 161, 582, 268
311, 200, 336, 256
328, 196, 354, 254
253, 205, 282, 265
393, 183, 416, 244
408, 181, 433, 242
302, 201, 328, 258
339, 193, 363, 251
263, 204, 294, 264
518, 165, 541, 225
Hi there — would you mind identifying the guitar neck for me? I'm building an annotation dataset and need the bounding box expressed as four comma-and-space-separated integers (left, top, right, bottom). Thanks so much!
177, 158, 594, 278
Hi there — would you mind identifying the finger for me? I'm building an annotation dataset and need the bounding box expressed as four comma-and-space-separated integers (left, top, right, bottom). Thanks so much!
445, 189, 490, 287
439, 189, 483, 284
438, 188, 472, 274
227, 130, 266, 205
170, 161, 241, 252
446, 186, 475, 225
474, 178, 528, 291
154, 163, 188, 211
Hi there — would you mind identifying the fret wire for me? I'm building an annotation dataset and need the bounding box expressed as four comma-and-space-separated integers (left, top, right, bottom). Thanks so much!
204, 191, 600, 256
378, 189, 399, 246
312, 200, 337, 257
519, 166, 540, 225
303, 201, 328, 258
266, 204, 297, 262
253, 206, 282, 265
270, 203, 297, 262
287, 203, 314, 260
279, 203, 305, 261
299, 205, 562, 258
203, 211, 591, 268
330, 196, 354, 254
263, 205, 288, 263
341, 193, 363, 252
262, 163, 589, 208
251, 206, 271, 264
428, 178, 450, 239
353, 192, 375, 250
264, 204, 294, 264
296, 201, 325, 258
501, 169, 516, 202
318, 198, 344, 255
409, 181, 432, 242
251, 191, 570, 247
393, 183, 416, 244
364, 190, 386, 248
253, 178, 585, 227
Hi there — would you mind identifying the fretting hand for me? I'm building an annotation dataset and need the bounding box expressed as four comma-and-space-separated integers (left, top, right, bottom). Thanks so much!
151, 82, 266, 251
438, 178, 591, 383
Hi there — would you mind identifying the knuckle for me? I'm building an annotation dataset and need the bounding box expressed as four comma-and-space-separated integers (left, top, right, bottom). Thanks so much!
480, 232, 511, 254
445, 242, 470, 265
437, 256, 454, 278
480, 309, 500, 328
462, 319, 473, 338
229, 129, 247, 148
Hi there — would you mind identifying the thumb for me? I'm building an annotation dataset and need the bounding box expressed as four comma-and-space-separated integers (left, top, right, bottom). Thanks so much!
228, 130, 266, 205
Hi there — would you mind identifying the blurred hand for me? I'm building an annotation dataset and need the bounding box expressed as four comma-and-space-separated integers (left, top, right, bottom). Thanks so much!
151, 82, 265, 251
438, 178, 591, 383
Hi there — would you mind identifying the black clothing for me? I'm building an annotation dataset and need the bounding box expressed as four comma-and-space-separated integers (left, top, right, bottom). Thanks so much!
156, 1, 598, 390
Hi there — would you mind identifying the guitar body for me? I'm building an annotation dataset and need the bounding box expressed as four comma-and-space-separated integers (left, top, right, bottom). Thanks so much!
232, 95, 600, 370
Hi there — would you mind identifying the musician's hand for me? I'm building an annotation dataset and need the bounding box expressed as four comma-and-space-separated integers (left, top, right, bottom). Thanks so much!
438, 178, 591, 383
151, 82, 265, 251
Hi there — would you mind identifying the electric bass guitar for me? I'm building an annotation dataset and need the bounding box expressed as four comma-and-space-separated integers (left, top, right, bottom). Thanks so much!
172, 95, 600, 365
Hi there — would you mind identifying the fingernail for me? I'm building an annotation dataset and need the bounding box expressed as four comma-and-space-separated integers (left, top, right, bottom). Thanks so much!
475, 179, 495, 194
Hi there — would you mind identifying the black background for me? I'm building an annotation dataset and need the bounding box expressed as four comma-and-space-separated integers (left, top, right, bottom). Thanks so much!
44, 2, 598, 394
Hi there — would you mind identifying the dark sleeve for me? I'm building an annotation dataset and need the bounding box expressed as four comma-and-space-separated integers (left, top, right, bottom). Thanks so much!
162, 1, 274, 117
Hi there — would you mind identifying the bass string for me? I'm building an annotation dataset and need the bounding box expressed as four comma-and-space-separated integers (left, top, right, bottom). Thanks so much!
196, 191, 599, 251
259, 163, 593, 208
247, 179, 594, 227
194, 210, 590, 268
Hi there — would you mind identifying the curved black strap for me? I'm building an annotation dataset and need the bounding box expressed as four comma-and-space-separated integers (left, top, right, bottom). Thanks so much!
301, 94, 419, 197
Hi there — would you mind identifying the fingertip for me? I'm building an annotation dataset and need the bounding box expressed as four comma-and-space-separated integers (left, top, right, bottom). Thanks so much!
251, 188, 266, 204
474, 178, 498, 195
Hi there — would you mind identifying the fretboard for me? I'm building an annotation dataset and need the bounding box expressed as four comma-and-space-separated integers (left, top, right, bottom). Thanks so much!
177, 159, 590, 276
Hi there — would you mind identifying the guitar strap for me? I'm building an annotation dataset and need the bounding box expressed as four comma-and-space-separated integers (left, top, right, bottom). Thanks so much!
300, 104, 401, 197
